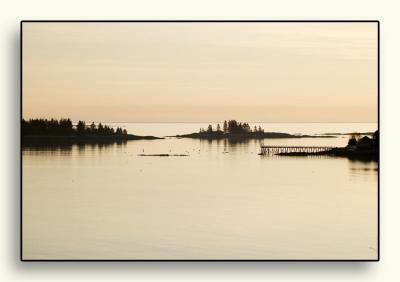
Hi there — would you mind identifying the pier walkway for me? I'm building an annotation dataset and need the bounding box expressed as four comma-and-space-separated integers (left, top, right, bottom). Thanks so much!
260, 145, 336, 155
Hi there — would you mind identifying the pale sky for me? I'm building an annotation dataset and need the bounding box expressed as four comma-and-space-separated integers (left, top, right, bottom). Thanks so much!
22, 22, 378, 122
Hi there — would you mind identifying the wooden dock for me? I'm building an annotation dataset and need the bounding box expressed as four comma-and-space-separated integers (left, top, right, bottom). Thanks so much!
260, 145, 336, 155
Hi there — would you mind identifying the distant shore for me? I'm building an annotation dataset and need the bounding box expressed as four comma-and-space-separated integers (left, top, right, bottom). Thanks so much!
321, 132, 374, 136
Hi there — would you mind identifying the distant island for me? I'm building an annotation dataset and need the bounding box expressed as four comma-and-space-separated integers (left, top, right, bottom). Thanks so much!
22, 118, 162, 145
173, 120, 336, 140
321, 132, 375, 136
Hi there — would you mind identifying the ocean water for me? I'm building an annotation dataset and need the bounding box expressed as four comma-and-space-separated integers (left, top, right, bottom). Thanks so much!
22, 123, 378, 259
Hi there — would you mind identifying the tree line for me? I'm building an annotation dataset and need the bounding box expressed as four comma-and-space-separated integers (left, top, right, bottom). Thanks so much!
22, 118, 127, 136
199, 120, 265, 134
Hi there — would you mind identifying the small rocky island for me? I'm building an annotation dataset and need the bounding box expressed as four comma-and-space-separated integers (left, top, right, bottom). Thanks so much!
22, 118, 162, 145
173, 120, 335, 140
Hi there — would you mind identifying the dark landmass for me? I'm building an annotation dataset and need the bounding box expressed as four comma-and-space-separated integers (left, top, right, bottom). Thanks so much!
138, 154, 189, 157
22, 118, 161, 146
277, 131, 379, 161
173, 131, 336, 140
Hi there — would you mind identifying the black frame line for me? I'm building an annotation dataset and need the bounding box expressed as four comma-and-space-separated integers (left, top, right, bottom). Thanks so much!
20, 20, 380, 262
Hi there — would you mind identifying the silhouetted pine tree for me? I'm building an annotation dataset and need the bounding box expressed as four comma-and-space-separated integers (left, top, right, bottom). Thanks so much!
77, 120, 86, 134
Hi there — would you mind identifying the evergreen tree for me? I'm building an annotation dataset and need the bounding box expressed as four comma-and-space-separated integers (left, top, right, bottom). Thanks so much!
98, 123, 104, 134
90, 122, 96, 133
348, 137, 357, 146
77, 120, 86, 134
228, 120, 238, 133
243, 122, 251, 133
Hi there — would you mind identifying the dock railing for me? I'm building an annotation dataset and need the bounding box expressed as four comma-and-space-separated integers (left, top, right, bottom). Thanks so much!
260, 145, 336, 155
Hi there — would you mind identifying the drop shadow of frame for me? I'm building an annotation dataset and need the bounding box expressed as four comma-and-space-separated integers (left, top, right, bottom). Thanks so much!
12, 23, 377, 277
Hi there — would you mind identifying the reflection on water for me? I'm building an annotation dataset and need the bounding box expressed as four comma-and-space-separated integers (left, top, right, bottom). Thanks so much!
23, 142, 128, 156
22, 124, 378, 260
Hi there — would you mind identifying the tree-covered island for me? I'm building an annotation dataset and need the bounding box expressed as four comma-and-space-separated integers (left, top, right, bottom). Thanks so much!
173, 120, 335, 140
22, 118, 162, 145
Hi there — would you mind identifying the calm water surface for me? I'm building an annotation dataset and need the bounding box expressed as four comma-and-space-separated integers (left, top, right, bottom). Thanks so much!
23, 123, 378, 259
